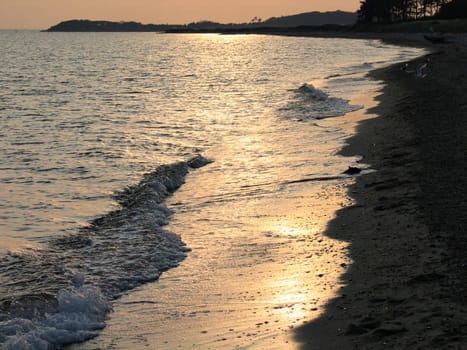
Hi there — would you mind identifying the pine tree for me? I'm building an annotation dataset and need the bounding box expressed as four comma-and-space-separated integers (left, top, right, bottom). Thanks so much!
357, 0, 455, 23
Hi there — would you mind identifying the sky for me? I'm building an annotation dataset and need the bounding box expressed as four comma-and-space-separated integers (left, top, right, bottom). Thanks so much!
0, 0, 361, 30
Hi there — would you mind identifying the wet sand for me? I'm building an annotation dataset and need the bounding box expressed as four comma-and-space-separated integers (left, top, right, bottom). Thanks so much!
295, 34, 467, 349
69, 79, 371, 349
66, 34, 467, 349
70, 180, 352, 349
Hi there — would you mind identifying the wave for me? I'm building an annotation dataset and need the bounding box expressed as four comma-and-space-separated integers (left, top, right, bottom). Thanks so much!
297, 83, 329, 101
279, 83, 362, 121
0, 155, 212, 349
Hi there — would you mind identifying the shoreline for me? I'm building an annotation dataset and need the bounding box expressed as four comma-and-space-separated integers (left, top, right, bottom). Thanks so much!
2, 29, 465, 349
295, 35, 467, 348
67, 35, 441, 350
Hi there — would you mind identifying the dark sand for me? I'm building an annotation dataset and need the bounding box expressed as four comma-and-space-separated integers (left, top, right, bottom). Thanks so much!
295, 34, 467, 349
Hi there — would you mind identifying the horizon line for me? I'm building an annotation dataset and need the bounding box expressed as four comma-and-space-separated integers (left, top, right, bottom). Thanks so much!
0, 9, 357, 31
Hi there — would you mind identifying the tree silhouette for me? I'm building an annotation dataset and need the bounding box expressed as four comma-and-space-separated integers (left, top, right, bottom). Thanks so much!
357, 0, 457, 23
437, 0, 467, 19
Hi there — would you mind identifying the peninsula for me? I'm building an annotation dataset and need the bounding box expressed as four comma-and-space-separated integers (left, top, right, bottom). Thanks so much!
45, 11, 357, 32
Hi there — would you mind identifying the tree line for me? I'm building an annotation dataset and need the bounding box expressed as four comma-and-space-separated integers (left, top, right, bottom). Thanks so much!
357, 0, 467, 23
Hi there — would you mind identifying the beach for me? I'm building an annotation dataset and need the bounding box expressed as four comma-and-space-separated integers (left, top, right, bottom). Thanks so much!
2, 30, 465, 349
3, 32, 427, 349
67, 35, 446, 349
296, 34, 467, 349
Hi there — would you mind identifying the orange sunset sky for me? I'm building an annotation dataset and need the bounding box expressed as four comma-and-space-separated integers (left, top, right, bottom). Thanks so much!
1, 0, 360, 29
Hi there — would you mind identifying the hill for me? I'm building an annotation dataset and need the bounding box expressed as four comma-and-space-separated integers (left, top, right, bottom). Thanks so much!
46, 11, 357, 32
262, 11, 357, 27
46, 20, 176, 32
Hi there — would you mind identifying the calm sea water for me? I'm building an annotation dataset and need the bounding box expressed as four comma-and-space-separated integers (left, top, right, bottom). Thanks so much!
0, 31, 424, 349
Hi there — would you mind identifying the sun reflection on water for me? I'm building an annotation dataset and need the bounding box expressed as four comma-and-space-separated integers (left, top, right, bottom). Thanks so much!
267, 223, 309, 237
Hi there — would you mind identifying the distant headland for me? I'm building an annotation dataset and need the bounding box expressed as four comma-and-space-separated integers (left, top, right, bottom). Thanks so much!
45, 11, 357, 32
45, 7, 467, 35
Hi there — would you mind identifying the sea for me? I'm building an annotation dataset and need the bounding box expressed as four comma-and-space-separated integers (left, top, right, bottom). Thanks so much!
0, 30, 425, 349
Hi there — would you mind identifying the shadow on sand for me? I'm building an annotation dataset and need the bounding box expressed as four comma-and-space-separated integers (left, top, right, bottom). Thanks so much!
294, 48, 467, 349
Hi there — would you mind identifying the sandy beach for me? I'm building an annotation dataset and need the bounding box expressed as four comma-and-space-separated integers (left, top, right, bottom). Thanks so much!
295, 34, 467, 349
3, 28, 466, 349
67, 34, 467, 349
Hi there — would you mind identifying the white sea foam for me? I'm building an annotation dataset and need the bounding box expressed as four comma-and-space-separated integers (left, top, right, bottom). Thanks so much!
1, 285, 110, 349
278, 83, 363, 121
298, 83, 329, 100
0, 156, 213, 349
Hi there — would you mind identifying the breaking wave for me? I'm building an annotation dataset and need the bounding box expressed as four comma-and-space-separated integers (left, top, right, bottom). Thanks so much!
298, 83, 329, 101
279, 83, 362, 121
0, 155, 212, 349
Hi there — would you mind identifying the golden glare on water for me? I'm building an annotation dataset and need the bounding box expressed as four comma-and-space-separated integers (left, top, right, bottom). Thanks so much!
196, 33, 261, 40
71, 81, 390, 350
271, 287, 310, 323
70, 69, 363, 348
265, 222, 313, 237
74, 173, 353, 349
0, 237, 44, 255
0, 29, 428, 350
